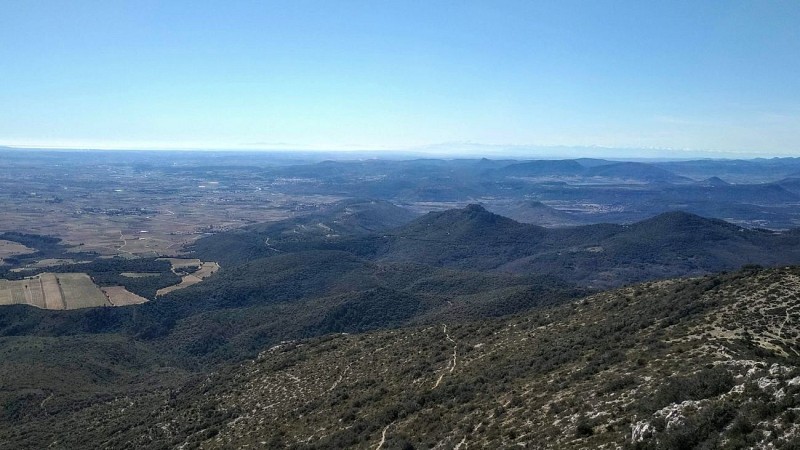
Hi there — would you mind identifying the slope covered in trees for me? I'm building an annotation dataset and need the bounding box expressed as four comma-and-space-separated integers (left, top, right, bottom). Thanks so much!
4, 266, 799, 448
218, 205, 800, 287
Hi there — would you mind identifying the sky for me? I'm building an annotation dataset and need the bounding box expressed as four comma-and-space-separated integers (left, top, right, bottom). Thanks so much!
1, 0, 799, 158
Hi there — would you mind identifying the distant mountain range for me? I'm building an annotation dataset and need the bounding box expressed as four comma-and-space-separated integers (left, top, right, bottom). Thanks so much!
494, 160, 691, 184
230, 156, 800, 228
6, 149, 800, 227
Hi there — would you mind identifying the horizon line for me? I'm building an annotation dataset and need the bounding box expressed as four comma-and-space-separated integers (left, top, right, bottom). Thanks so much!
1, 143, 797, 161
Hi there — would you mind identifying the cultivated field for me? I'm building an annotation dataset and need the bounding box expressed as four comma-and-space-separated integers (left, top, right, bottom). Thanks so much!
0, 156, 340, 258
193, 261, 220, 278
101, 286, 149, 306
57, 273, 110, 309
39, 273, 65, 309
0, 273, 110, 310
156, 261, 220, 297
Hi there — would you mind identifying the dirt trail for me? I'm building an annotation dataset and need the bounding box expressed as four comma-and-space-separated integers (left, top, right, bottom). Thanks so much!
778, 306, 800, 356
444, 325, 455, 343
328, 365, 350, 392
775, 276, 800, 355
778, 310, 790, 338
375, 422, 394, 450
432, 325, 458, 389
39, 393, 53, 413
264, 237, 283, 252
117, 230, 132, 255
444, 325, 457, 373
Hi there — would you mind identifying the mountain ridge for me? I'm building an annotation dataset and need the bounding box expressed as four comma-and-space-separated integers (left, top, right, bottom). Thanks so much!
346, 206, 800, 286
484, 200, 584, 227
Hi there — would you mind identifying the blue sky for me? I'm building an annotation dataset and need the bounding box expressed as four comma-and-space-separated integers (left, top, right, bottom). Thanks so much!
1, 1, 799, 157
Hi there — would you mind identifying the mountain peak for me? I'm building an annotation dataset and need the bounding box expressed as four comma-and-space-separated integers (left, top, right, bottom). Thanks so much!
447, 204, 512, 225
640, 210, 714, 226
628, 210, 742, 238
524, 200, 549, 208
397, 204, 533, 243
704, 176, 730, 186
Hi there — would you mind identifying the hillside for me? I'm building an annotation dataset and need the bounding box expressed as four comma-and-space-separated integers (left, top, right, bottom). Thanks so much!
189, 205, 800, 289
352, 206, 800, 287
5, 266, 798, 448
493, 159, 586, 177
3, 206, 798, 371
654, 158, 800, 183
492, 160, 689, 184
0, 250, 585, 365
700, 176, 730, 187
661, 183, 800, 204
190, 199, 418, 267
506, 211, 800, 286
584, 162, 690, 183
486, 200, 584, 227
778, 177, 800, 195
264, 198, 420, 236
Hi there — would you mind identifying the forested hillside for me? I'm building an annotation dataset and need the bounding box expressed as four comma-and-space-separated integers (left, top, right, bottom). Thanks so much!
3, 266, 798, 448
192, 204, 800, 287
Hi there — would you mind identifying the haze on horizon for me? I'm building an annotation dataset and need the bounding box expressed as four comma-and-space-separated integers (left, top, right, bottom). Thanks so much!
1, 1, 799, 159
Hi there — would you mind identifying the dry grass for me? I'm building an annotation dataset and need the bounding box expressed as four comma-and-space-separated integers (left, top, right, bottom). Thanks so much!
0, 239, 34, 263
101, 286, 149, 306
156, 261, 220, 297
194, 261, 220, 278
39, 273, 65, 309
53, 273, 109, 309
0, 273, 110, 309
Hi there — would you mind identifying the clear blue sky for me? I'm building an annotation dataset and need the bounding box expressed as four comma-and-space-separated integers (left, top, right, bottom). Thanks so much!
1, 1, 799, 157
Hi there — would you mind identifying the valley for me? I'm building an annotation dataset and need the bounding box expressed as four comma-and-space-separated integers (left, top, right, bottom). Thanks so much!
3, 150, 800, 262
1, 150, 800, 449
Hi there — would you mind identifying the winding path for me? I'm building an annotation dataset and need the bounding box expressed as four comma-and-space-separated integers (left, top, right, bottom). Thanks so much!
375, 422, 394, 450
778, 305, 800, 356
432, 325, 458, 389
328, 365, 351, 391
